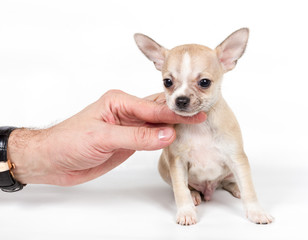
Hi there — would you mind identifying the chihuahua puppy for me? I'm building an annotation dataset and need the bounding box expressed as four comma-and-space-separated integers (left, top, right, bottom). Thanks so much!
134, 28, 273, 225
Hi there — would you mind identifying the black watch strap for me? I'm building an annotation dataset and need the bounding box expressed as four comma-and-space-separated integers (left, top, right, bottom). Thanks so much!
0, 126, 25, 192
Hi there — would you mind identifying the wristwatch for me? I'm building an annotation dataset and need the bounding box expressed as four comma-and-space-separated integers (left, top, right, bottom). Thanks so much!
0, 127, 25, 192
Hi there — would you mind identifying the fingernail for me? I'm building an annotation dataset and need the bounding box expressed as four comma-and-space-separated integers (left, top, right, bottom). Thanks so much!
158, 128, 174, 141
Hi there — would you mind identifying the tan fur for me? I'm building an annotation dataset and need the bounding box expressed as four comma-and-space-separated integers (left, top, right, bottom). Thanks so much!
134, 28, 273, 225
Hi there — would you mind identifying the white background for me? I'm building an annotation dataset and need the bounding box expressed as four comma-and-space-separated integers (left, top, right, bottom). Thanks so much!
1, 0, 307, 239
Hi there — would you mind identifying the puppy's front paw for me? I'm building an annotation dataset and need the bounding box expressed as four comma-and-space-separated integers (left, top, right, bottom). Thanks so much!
246, 205, 274, 224
176, 205, 197, 226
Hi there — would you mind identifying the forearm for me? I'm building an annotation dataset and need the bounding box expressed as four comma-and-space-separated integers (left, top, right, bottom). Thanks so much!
7, 128, 52, 184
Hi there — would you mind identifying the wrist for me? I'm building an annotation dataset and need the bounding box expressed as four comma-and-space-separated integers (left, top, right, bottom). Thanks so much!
7, 128, 52, 184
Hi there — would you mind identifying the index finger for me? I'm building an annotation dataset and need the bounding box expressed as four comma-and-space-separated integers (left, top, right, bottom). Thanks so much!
132, 95, 207, 124
144, 92, 166, 103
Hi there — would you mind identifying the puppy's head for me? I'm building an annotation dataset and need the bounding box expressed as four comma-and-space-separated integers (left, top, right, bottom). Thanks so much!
134, 28, 249, 116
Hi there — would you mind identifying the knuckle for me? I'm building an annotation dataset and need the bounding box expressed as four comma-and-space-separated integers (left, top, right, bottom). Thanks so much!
98, 90, 127, 125
102, 89, 124, 99
152, 104, 165, 122
134, 127, 153, 148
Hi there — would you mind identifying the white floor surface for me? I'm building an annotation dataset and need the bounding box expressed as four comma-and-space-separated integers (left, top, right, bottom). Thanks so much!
2, 150, 307, 240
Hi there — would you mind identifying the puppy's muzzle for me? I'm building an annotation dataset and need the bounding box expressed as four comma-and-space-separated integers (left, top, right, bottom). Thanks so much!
175, 96, 190, 110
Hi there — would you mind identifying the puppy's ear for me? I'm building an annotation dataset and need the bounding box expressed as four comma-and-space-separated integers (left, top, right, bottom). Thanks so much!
134, 33, 167, 71
216, 28, 249, 72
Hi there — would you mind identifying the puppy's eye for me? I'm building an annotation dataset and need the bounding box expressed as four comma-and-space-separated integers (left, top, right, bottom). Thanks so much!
163, 78, 173, 88
198, 79, 211, 89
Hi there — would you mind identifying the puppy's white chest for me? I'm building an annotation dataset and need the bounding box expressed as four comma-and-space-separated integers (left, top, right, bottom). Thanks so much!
173, 122, 229, 182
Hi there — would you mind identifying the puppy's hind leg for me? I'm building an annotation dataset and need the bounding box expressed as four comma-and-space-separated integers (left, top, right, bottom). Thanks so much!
189, 186, 202, 206
158, 151, 172, 185
221, 178, 241, 199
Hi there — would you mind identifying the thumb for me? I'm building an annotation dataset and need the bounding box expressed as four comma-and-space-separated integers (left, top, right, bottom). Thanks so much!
107, 125, 176, 151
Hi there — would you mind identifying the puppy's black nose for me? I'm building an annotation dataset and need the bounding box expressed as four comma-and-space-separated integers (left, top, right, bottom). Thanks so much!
175, 96, 190, 109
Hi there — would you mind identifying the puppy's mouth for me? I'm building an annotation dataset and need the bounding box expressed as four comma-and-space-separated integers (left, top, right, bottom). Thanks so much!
172, 107, 201, 117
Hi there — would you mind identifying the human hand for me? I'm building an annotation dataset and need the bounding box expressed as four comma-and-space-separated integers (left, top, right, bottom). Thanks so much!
8, 90, 206, 186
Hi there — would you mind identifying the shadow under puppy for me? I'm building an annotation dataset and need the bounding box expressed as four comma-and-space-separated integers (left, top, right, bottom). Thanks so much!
134, 28, 273, 225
